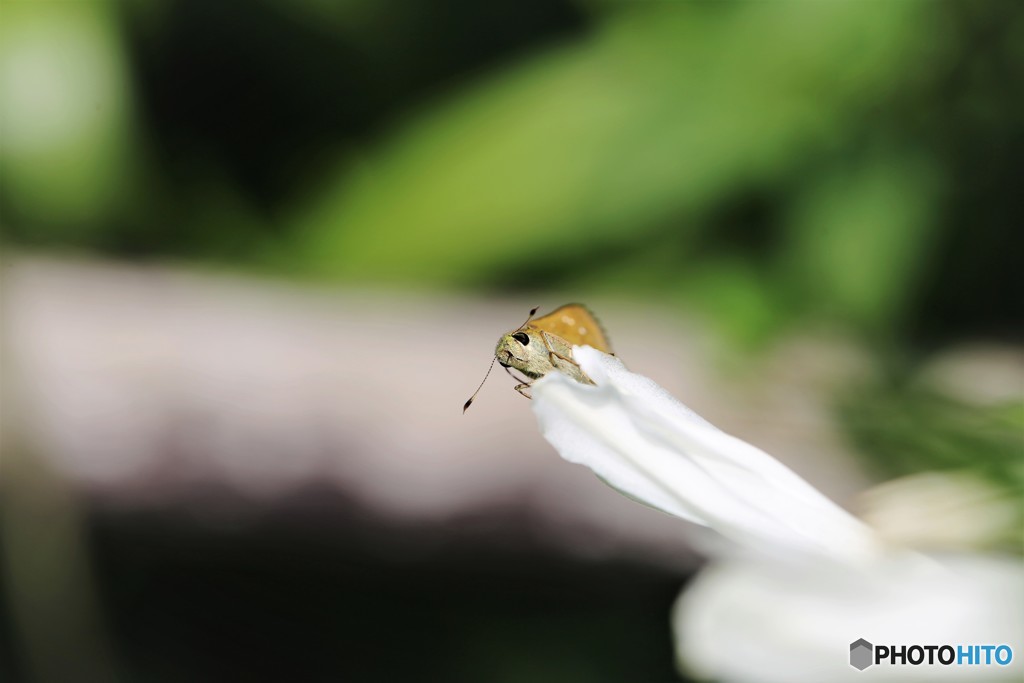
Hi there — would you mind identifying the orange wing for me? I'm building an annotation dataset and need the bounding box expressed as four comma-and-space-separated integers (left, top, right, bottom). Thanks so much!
527, 304, 613, 353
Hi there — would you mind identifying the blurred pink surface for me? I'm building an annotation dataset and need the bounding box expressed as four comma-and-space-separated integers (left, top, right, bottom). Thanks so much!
4, 256, 873, 569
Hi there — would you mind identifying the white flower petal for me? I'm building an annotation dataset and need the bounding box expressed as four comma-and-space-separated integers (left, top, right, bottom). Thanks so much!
673, 553, 1024, 682
531, 346, 879, 563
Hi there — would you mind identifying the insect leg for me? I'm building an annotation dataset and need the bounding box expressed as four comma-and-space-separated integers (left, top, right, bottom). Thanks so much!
504, 366, 533, 399
540, 330, 580, 368
503, 366, 533, 385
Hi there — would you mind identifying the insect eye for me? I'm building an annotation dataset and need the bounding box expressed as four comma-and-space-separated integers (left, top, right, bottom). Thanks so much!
512, 332, 530, 345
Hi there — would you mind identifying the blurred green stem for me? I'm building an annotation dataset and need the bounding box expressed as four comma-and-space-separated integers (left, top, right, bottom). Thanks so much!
1, 297, 120, 683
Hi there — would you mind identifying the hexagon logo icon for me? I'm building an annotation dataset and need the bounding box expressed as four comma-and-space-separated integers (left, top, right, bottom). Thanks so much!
850, 638, 873, 670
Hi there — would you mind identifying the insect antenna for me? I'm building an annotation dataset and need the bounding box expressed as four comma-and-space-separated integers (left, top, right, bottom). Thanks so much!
515, 306, 540, 331
463, 355, 498, 413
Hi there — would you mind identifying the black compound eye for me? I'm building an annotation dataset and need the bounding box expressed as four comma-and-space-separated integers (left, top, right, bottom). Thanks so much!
512, 332, 530, 345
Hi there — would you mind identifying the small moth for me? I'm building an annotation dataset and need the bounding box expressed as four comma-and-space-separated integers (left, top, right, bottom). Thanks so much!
464, 304, 613, 412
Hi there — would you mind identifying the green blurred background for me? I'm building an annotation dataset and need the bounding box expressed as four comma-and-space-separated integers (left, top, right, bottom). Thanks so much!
1, 1, 1021, 682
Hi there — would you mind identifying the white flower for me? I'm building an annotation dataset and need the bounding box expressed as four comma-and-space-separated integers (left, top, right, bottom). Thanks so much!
673, 553, 1023, 682
531, 346, 880, 564
530, 346, 1024, 682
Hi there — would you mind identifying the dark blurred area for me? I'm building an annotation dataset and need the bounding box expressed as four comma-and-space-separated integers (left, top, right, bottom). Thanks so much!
1, 1, 1022, 681
2, 507, 683, 683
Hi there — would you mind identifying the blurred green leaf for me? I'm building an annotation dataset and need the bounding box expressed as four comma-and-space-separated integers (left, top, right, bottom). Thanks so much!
0, 2, 137, 238
778, 151, 940, 335
839, 384, 1024, 499
685, 258, 790, 350
286, 1, 932, 284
